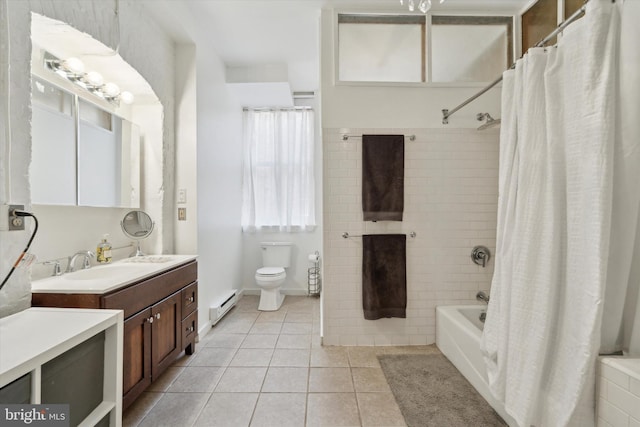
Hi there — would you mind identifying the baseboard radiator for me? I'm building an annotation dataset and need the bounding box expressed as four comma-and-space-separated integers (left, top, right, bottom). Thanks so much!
210, 290, 238, 325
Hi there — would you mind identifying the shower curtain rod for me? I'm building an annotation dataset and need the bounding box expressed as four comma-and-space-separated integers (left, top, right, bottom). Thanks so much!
341, 134, 416, 141
441, 0, 593, 125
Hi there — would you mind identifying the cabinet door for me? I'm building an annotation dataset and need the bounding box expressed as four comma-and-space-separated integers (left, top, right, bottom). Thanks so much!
123, 308, 152, 409
151, 291, 182, 379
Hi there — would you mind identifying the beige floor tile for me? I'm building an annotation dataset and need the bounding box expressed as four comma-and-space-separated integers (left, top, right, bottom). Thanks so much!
261, 367, 309, 392
249, 322, 283, 335
352, 367, 392, 393
270, 349, 310, 367
215, 367, 267, 392
285, 311, 314, 323
138, 392, 209, 427
235, 296, 260, 311
382, 344, 440, 355
203, 333, 246, 349
276, 334, 312, 349
281, 322, 312, 335
193, 393, 258, 427
357, 392, 407, 427
166, 366, 224, 393
241, 334, 278, 349
255, 311, 286, 323
147, 367, 184, 392
250, 393, 306, 427
189, 347, 237, 367
214, 319, 255, 334
311, 347, 350, 367
348, 347, 382, 367
229, 348, 274, 367
123, 392, 163, 427
170, 351, 195, 367
306, 393, 361, 427
309, 368, 354, 392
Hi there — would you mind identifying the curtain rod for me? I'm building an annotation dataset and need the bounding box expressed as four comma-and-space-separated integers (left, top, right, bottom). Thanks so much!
343, 231, 417, 239
341, 134, 416, 141
441, 0, 594, 125
243, 106, 312, 112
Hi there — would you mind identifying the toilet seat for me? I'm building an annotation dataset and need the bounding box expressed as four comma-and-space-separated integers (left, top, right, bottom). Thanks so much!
256, 267, 285, 277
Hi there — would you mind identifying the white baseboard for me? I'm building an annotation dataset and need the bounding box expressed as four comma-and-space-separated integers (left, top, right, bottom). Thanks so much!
243, 288, 310, 296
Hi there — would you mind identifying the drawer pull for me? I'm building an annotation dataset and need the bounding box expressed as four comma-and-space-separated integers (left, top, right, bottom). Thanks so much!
186, 296, 194, 303
147, 316, 154, 324
186, 326, 194, 333
155, 313, 161, 320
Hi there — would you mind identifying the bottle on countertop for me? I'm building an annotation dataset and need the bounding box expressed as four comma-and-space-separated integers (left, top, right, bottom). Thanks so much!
96, 234, 113, 264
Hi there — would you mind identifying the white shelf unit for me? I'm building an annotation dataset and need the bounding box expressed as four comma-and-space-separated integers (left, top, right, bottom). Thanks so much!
0, 307, 124, 427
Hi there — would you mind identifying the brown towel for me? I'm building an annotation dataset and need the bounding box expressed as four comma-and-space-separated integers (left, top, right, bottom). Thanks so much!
362, 135, 404, 221
362, 234, 407, 320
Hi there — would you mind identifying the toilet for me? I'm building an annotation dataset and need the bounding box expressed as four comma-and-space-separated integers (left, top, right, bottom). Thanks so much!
255, 242, 292, 311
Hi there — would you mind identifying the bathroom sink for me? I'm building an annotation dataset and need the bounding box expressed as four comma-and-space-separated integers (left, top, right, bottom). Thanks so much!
121, 255, 174, 264
66, 264, 149, 280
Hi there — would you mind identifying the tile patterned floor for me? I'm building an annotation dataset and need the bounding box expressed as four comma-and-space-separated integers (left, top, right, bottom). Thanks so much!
124, 295, 439, 427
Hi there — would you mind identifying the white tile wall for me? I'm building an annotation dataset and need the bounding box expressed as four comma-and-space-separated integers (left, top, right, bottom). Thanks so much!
598, 358, 640, 427
322, 128, 499, 346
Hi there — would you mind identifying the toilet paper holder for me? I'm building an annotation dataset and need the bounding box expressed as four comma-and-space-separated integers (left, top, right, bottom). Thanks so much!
308, 251, 321, 297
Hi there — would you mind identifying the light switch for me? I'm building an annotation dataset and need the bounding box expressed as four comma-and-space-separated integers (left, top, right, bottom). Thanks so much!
177, 188, 187, 204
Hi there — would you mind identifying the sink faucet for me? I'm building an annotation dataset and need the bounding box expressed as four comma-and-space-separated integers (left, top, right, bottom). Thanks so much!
66, 251, 95, 273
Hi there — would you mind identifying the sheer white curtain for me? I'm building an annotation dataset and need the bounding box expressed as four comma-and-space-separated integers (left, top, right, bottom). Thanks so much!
241, 108, 315, 232
481, 1, 640, 426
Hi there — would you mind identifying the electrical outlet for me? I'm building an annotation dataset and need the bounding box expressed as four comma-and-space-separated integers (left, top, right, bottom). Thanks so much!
9, 205, 25, 231
0, 204, 25, 231
177, 188, 187, 204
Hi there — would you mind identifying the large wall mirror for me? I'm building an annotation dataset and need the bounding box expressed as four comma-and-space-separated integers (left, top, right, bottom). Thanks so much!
31, 76, 141, 208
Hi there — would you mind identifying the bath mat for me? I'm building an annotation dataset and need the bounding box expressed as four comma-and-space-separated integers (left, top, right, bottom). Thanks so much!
378, 353, 507, 427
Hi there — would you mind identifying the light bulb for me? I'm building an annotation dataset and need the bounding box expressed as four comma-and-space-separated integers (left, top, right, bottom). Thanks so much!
408, 0, 415, 11
85, 71, 104, 87
103, 82, 120, 97
419, 0, 431, 13
440, 0, 445, 3
120, 91, 134, 105
62, 57, 85, 75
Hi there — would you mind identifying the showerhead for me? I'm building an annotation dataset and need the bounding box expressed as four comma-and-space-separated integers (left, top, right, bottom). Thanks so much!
476, 112, 501, 131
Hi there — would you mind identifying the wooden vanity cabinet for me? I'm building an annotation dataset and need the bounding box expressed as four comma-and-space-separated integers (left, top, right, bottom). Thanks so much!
32, 259, 198, 410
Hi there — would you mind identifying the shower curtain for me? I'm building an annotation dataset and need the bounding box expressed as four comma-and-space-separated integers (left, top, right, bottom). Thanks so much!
481, 0, 640, 426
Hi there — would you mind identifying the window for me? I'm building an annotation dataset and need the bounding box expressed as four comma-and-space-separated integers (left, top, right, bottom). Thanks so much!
241, 108, 315, 232
337, 13, 513, 84
338, 15, 425, 83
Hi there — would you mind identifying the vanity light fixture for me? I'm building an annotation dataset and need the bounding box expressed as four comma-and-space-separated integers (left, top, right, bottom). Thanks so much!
44, 52, 134, 106
399, 0, 445, 13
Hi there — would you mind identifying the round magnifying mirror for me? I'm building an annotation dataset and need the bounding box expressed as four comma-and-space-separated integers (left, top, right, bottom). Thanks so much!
121, 210, 154, 256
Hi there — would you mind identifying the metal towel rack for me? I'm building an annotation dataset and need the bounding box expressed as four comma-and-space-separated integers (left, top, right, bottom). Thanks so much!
342, 231, 416, 239
341, 134, 416, 142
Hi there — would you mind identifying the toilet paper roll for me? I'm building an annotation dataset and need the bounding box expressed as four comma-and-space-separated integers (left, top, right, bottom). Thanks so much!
308, 253, 319, 263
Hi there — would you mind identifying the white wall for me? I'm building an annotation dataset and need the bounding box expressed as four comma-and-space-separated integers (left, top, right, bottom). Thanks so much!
174, 44, 198, 255
320, 9, 501, 345
195, 49, 245, 335
0, 0, 176, 317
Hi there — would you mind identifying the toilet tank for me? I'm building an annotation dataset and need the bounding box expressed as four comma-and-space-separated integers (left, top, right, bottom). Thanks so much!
260, 242, 292, 268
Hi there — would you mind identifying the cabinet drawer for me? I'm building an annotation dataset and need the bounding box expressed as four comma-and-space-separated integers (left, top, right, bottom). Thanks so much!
181, 310, 198, 345
181, 282, 198, 317
102, 261, 197, 318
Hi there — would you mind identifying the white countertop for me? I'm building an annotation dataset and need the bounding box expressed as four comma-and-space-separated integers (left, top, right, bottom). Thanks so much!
31, 255, 197, 294
0, 307, 123, 386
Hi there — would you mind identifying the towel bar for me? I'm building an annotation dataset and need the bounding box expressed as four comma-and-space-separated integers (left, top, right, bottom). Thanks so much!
341, 134, 416, 142
342, 231, 416, 239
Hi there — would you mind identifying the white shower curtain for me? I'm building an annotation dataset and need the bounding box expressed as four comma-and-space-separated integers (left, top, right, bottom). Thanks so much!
481, 1, 640, 426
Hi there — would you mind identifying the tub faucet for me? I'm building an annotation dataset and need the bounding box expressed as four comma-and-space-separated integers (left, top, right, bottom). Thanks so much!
476, 291, 490, 304
67, 250, 95, 273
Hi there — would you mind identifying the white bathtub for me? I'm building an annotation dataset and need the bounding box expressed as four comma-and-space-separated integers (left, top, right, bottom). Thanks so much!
436, 305, 516, 426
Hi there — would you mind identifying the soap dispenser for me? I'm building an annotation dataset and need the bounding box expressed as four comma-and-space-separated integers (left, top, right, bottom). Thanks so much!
97, 234, 113, 264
